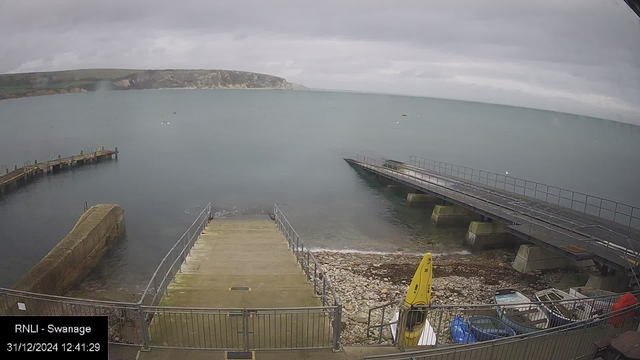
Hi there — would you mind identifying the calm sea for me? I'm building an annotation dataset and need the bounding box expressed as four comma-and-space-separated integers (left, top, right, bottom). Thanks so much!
1, 89, 639, 292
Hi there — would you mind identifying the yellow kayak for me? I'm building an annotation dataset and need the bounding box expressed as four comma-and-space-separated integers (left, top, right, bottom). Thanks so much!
402, 253, 433, 346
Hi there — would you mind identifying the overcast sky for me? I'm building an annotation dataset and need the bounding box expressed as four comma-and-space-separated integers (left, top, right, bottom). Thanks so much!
2, 0, 639, 124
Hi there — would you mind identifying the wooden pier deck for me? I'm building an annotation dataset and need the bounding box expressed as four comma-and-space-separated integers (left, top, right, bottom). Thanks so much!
347, 155, 640, 289
0, 148, 118, 196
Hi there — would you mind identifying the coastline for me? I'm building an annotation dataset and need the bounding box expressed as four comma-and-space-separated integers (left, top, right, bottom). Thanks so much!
0, 86, 305, 101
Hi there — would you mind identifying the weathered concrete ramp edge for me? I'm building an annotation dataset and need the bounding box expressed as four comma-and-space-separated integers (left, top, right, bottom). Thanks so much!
12, 204, 125, 295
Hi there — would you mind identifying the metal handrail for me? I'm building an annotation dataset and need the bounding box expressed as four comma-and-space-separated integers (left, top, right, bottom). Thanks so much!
409, 155, 640, 229
412, 291, 638, 310
139, 203, 212, 306
273, 203, 341, 307
367, 300, 402, 345
356, 155, 639, 262
273, 203, 342, 351
0, 287, 139, 307
140, 304, 339, 311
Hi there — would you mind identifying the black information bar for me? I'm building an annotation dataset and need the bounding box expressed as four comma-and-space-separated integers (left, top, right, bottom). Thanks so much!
0, 316, 108, 359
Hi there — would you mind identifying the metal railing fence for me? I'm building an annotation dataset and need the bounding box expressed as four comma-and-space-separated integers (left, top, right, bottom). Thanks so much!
0, 287, 143, 345
139, 203, 212, 307
367, 291, 637, 350
273, 203, 342, 350
273, 203, 341, 308
364, 302, 640, 360
354, 155, 640, 277
142, 305, 337, 351
409, 155, 640, 229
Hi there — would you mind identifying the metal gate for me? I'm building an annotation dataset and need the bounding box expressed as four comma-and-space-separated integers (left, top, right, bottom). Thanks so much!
141, 306, 338, 351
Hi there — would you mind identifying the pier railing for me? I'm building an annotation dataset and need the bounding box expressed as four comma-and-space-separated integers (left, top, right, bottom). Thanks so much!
364, 301, 640, 360
139, 203, 212, 307
408, 155, 640, 229
273, 204, 341, 308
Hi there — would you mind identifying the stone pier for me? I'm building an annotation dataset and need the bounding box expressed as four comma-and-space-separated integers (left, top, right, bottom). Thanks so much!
430, 205, 481, 226
465, 221, 513, 250
11, 204, 125, 298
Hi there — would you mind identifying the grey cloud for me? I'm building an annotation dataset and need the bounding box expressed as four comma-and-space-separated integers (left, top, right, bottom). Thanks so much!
1, 0, 639, 123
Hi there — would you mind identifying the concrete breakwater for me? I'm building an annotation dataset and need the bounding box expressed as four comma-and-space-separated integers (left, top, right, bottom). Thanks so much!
12, 204, 125, 296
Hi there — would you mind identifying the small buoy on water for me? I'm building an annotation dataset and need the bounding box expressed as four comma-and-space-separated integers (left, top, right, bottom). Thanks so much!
173, 111, 176, 114
167, 121, 170, 125
396, 121, 400, 124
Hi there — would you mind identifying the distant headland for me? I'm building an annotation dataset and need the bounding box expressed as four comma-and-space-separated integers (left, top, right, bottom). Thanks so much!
0, 69, 307, 100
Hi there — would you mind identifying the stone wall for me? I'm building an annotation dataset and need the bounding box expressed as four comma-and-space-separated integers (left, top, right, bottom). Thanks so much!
12, 204, 125, 295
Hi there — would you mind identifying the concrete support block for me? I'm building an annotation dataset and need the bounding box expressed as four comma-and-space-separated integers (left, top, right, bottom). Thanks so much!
585, 274, 628, 293
406, 193, 439, 208
512, 245, 594, 273
569, 286, 616, 299
430, 205, 481, 226
465, 221, 513, 250
383, 182, 413, 197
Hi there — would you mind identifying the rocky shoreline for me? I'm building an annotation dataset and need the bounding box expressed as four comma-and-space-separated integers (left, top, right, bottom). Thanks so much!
314, 249, 593, 346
